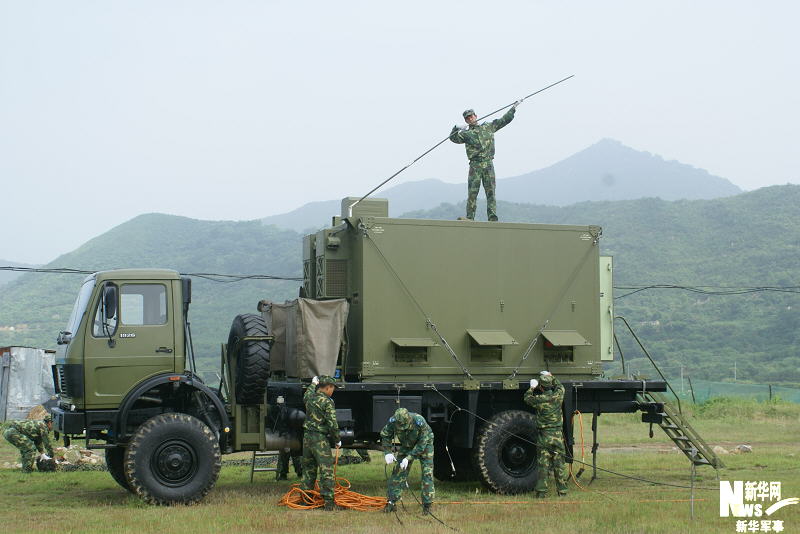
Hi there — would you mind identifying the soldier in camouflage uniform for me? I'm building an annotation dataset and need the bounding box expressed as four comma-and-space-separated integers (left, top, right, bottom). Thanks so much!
276, 448, 302, 480
524, 371, 568, 497
449, 102, 520, 221
300, 375, 341, 511
380, 407, 435, 515
3, 414, 55, 473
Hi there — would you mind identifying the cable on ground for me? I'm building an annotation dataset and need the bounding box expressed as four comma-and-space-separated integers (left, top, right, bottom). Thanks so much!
278, 448, 387, 511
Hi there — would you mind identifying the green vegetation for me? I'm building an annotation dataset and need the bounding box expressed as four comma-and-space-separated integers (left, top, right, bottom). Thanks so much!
2, 399, 798, 533
0, 185, 798, 385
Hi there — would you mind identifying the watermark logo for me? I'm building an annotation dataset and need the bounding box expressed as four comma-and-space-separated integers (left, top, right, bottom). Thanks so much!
720, 481, 798, 532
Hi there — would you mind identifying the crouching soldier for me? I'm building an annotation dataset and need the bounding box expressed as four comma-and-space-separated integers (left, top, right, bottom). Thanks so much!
3, 414, 55, 473
300, 375, 341, 511
380, 408, 435, 515
524, 371, 568, 497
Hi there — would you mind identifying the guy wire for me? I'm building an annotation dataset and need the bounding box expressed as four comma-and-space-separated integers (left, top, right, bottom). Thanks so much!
349, 75, 575, 213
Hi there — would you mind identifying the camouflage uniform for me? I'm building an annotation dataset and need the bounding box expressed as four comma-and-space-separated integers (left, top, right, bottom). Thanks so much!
449, 107, 516, 221
276, 448, 303, 480
3, 419, 54, 473
380, 408, 435, 505
524, 375, 568, 496
300, 377, 339, 505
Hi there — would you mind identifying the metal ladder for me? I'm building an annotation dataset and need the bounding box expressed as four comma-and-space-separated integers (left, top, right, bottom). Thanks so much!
638, 390, 724, 470
250, 450, 280, 482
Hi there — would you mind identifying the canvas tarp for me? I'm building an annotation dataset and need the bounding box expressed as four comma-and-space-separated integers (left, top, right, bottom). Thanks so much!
0, 347, 55, 421
259, 298, 348, 379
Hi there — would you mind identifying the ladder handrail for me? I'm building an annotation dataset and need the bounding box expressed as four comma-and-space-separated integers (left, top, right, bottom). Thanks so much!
615, 315, 682, 414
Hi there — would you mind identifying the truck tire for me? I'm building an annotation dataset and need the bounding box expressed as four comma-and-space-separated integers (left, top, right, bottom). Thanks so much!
105, 447, 133, 492
474, 410, 539, 494
124, 413, 221, 505
227, 314, 271, 405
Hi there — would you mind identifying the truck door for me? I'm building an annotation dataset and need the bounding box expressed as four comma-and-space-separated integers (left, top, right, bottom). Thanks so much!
84, 281, 176, 408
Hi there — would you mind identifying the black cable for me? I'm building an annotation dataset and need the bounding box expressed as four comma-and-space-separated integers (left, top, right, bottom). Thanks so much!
614, 284, 800, 299
0, 266, 302, 282
427, 384, 719, 491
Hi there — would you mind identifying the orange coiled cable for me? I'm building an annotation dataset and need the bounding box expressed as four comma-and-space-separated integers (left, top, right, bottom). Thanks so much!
278, 448, 388, 511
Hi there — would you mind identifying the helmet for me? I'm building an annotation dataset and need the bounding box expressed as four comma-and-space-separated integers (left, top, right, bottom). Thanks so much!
317, 375, 338, 388
393, 408, 413, 428
462, 109, 476, 119
539, 374, 554, 388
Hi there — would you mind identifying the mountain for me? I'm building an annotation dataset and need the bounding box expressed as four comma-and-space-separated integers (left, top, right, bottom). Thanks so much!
260, 139, 742, 232
0, 260, 40, 287
1, 185, 796, 386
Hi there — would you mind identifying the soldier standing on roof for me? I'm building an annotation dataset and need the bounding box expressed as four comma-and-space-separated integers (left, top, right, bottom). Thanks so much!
524, 371, 568, 497
300, 375, 341, 511
3, 414, 55, 473
380, 407, 435, 515
449, 101, 520, 221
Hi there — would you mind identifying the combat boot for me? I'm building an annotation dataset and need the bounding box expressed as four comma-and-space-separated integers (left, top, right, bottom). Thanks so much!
557, 492, 568, 497
422, 503, 432, 515
534, 491, 547, 499
276, 474, 287, 481
323, 500, 342, 511
383, 501, 396, 513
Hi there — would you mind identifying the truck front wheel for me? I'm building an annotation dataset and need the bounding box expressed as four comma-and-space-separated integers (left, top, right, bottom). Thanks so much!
124, 413, 221, 505
105, 447, 133, 492
474, 410, 539, 494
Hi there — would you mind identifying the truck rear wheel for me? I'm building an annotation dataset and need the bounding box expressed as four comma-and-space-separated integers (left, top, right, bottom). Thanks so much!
227, 314, 271, 404
105, 447, 133, 492
124, 413, 221, 505
474, 410, 539, 494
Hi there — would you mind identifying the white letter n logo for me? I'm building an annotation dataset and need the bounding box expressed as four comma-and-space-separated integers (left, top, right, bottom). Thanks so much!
720, 481, 745, 517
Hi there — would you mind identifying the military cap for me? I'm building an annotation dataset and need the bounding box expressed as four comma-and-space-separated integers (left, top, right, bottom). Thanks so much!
43, 414, 53, 424
462, 109, 476, 119
539, 374, 554, 388
317, 375, 338, 388
393, 407, 413, 427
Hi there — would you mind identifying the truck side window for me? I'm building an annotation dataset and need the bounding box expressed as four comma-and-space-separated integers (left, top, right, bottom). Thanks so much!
120, 284, 168, 326
92, 284, 118, 337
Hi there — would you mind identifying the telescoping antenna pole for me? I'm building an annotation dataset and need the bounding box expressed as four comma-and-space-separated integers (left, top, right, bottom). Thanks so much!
347, 74, 575, 217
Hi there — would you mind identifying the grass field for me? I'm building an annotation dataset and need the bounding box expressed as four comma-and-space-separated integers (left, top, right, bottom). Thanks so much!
2, 398, 799, 534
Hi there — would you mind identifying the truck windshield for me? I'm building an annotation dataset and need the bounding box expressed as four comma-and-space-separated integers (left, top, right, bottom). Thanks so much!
65, 275, 96, 334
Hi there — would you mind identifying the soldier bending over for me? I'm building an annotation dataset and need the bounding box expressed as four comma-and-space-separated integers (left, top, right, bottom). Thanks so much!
381, 407, 435, 515
3, 414, 55, 473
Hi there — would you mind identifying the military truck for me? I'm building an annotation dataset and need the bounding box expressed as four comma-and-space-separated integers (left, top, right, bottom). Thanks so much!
51, 197, 681, 504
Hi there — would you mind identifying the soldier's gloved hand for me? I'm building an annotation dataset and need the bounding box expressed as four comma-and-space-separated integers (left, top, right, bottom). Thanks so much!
40, 453, 51, 461
385, 453, 396, 465
459, 124, 469, 131
513, 99, 523, 109
540, 370, 552, 377
311, 376, 319, 386
529, 378, 539, 389
335, 441, 342, 448
399, 457, 410, 470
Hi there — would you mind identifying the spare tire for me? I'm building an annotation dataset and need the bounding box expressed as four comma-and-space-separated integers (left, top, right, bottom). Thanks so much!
227, 314, 271, 404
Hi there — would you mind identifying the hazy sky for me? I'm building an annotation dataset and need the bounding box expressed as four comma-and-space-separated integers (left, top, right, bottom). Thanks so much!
1, 1, 798, 264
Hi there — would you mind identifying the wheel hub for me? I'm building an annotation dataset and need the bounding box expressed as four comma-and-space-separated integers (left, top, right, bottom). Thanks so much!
499, 436, 535, 476
153, 440, 197, 486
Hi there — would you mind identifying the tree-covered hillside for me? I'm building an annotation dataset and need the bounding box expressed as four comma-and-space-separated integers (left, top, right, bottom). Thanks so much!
0, 214, 302, 369
1, 186, 797, 385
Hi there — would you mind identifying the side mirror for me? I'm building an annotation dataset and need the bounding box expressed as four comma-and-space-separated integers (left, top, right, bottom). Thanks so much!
103, 285, 117, 320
